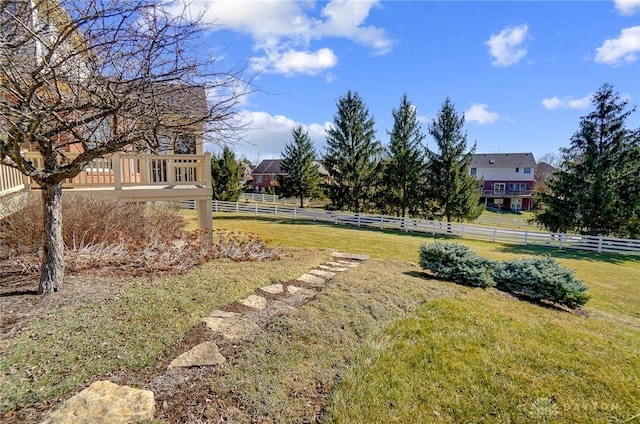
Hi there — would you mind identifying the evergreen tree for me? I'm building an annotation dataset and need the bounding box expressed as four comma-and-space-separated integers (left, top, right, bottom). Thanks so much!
278, 125, 323, 208
211, 146, 243, 201
323, 90, 382, 212
385, 94, 427, 217
535, 84, 640, 237
426, 98, 482, 225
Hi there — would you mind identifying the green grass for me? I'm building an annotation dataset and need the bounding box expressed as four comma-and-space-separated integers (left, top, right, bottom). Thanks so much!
0, 250, 330, 413
326, 290, 639, 423
2, 211, 638, 423
203, 213, 640, 423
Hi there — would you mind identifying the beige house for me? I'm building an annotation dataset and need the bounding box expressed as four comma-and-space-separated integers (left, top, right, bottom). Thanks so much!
0, 1, 212, 229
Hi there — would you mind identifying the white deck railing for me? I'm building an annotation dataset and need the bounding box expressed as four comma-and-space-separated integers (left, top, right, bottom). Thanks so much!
18, 151, 211, 189
0, 164, 30, 196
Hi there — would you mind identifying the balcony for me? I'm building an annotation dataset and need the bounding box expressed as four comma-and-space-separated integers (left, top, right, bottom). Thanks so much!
1, 151, 213, 229
482, 189, 534, 197
16, 151, 212, 201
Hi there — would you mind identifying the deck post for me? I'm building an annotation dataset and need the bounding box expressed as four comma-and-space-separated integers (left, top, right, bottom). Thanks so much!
112, 153, 122, 190
196, 198, 213, 231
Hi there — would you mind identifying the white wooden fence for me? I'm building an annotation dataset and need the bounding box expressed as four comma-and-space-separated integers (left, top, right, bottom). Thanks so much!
180, 200, 640, 256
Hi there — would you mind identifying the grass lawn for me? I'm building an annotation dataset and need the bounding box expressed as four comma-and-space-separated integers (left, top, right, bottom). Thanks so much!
1, 210, 638, 423
204, 212, 640, 423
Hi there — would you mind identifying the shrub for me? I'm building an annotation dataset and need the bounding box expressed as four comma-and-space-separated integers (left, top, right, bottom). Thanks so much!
0, 192, 185, 254
419, 242, 495, 288
494, 256, 590, 309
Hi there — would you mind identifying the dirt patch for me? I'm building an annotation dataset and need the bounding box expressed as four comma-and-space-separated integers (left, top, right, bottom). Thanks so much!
1, 264, 125, 346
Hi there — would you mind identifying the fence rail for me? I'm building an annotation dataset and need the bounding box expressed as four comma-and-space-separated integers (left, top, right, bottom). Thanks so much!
180, 200, 640, 256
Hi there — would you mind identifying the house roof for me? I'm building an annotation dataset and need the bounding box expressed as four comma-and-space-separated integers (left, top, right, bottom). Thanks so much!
253, 159, 284, 175
150, 84, 208, 120
471, 153, 536, 168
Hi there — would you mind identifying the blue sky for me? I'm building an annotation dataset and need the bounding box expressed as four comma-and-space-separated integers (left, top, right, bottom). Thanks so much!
180, 0, 640, 164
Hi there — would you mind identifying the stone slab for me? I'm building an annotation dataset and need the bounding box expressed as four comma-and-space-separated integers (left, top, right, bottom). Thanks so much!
208, 309, 241, 319
296, 273, 326, 288
325, 261, 357, 267
330, 260, 359, 268
332, 252, 370, 261
281, 285, 317, 307
287, 285, 317, 296
260, 283, 284, 295
308, 269, 336, 278
42, 380, 154, 424
238, 294, 267, 310
244, 300, 298, 326
168, 341, 226, 369
202, 315, 262, 341
318, 264, 348, 272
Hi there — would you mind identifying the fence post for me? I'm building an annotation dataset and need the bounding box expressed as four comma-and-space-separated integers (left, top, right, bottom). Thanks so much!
214, 200, 218, 213
559, 233, 564, 249
294, 208, 297, 220
333, 213, 337, 225
492, 228, 496, 242
461, 223, 464, 237
524, 231, 528, 246
314, 210, 317, 222
598, 237, 603, 253
432, 221, 436, 236
380, 215, 384, 230
357, 213, 361, 227
275, 205, 278, 216
255, 204, 258, 215
235, 202, 239, 214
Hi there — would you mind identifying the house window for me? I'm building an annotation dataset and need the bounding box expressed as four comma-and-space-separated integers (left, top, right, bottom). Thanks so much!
470, 167, 477, 176
509, 183, 527, 193
256, 175, 263, 183
515, 167, 520, 172
524, 167, 532, 174
493, 183, 505, 194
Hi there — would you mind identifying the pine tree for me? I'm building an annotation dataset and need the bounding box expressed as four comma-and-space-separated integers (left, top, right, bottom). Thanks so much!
426, 98, 482, 225
323, 90, 382, 213
385, 94, 427, 217
535, 84, 640, 237
278, 125, 323, 208
211, 146, 243, 201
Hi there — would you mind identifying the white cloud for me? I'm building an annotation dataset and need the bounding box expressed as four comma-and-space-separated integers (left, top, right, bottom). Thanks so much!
485, 24, 529, 67
595, 26, 640, 65
177, 0, 392, 76
250, 48, 338, 76
541, 93, 593, 110
208, 110, 329, 162
614, 0, 640, 15
464, 104, 499, 124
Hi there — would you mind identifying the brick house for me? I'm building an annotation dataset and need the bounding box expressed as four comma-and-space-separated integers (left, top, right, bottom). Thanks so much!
471, 153, 536, 211
251, 159, 285, 192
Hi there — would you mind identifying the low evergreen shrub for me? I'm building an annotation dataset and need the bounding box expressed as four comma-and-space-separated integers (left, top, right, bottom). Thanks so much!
419, 242, 495, 288
494, 256, 590, 309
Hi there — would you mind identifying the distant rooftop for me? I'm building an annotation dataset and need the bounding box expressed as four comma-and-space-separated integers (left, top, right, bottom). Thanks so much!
471, 153, 536, 168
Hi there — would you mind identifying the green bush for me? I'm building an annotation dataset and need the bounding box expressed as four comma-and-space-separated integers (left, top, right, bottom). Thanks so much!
494, 256, 590, 309
419, 242, 495, 288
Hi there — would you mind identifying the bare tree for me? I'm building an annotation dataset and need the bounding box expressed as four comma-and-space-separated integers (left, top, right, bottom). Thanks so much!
1, 0, 248, 293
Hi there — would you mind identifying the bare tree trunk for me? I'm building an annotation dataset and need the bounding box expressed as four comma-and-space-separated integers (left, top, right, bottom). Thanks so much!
39, 182, 64, 294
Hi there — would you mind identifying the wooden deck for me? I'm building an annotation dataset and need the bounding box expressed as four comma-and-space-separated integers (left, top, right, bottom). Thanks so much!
0, 152, 213, 229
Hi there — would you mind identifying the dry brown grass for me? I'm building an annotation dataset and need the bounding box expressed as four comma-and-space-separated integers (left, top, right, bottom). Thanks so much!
0, 193, 280, 280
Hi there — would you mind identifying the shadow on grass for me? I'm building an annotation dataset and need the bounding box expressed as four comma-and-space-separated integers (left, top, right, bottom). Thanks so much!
213, 214, 640, 265
213, 214, 460, 241
495, 243, 640, 265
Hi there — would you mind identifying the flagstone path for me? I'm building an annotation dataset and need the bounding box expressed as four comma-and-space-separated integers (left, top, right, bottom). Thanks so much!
42, 251, 368, 423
